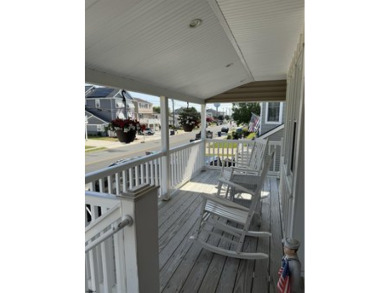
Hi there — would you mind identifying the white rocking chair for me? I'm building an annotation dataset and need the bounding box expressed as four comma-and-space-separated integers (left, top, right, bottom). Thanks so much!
192, 152, 274, 259
217, 137, 269, 199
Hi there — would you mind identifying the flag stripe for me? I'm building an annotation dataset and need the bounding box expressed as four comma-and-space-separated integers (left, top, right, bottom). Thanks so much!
277, 258, 290, 293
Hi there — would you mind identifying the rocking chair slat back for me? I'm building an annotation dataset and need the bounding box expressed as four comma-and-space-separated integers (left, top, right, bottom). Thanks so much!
193, 151, 275, 260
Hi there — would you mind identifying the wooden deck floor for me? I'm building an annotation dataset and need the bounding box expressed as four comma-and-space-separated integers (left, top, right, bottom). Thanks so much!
157, 170, 284, 293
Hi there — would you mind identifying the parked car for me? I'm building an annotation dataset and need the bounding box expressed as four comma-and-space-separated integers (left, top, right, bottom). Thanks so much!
194, 131, 213, 140
221, 127, 229, 133
140, 128, 155, 135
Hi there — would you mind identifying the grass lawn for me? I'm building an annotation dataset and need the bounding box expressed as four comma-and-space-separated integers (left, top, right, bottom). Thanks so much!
87, 136, 118, 142
209, 141, 238, 149
85, 146, 107, 153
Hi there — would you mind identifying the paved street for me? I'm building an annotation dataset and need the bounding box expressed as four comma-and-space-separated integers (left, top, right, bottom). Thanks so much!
85, 124, 229, 173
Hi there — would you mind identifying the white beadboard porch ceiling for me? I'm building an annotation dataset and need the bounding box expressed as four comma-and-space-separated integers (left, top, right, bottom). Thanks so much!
85, 0, 304, 103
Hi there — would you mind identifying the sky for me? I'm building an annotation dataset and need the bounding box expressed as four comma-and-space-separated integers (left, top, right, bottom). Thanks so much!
86, 83, 233, 115
128, 90, 233, 115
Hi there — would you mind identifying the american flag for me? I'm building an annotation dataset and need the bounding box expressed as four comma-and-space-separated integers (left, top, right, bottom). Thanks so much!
248, 113, 260, 132
277, 257, 290, 293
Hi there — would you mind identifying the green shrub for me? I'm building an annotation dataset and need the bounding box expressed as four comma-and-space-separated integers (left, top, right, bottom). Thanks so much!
246, 132, 256, 140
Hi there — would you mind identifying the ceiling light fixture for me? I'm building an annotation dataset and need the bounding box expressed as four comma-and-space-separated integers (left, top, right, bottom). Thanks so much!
189, 18, 202, 28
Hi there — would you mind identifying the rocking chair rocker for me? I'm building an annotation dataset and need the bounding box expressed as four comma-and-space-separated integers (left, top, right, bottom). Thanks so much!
192, 151, 274, 259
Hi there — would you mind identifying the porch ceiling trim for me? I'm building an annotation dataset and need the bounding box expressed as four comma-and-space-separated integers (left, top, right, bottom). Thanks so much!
205, 80, 287, 103
86, 67, 205, 105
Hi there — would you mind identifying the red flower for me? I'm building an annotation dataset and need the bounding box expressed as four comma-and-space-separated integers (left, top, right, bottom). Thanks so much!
109, 118, 143, 132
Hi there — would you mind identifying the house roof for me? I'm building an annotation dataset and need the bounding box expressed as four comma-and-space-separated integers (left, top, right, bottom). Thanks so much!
86, 87, 116, 98
133, 97, 153, 105
85, 85, 94, 92
259, 124, 285, 138
85, 0, 304, 104
85, 86, 134, 100
85, 110, 109, 124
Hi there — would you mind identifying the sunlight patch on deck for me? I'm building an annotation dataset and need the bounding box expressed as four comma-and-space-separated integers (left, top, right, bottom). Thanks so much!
180, 181, 218, 192
261, 190, 270, 198
232, 190, 270, 200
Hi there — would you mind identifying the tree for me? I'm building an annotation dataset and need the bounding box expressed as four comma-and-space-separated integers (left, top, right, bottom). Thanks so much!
231, 103, 260, 125
153, 106, 160, 114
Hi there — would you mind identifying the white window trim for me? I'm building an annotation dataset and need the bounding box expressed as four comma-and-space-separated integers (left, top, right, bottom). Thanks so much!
265, 102, 283, 124
95, 99, 101, 109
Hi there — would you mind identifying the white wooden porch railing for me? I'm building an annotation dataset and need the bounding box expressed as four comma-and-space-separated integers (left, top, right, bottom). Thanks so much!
85, 152, 163, 196
85, 140, 204, 198
85, 185, 160, 293
205, 139, 282, 176
169, 141, 203, 189
85, 191, 126, 293
85, 139, 282, 201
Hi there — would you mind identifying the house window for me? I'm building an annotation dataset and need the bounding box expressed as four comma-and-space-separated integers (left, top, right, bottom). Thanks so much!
266, 102, 283, 124
95, 99, 101, 109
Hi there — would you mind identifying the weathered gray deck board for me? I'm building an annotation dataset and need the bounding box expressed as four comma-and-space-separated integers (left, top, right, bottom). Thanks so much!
158, 170, 283, 293
180, 231, 222, 292
252, 177, 272, 293
269, 177, 283, 293
198, 230, 233, 292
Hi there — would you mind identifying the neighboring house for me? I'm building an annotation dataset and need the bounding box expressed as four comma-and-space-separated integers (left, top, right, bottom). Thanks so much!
133, 98, 161, 130
85, 110, 109, 136
258, 101, 286, 138
257, 102, 286, 171
85, 85, 95, 96
206, 108, 217, 117
168, 115, 180, 128
85, 86, 136, 123
206, 108, 224, 118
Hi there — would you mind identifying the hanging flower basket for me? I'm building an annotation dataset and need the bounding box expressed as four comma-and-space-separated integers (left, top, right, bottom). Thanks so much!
116, 129, 136, 143
108, 118, 144, 144
182, 124, 195, 132
178, 107, 200, 132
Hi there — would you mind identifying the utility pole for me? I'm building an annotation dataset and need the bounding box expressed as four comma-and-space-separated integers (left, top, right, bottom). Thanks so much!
171, 99, 175, 127
122, 90, 127, 119
85, 115, 88, 141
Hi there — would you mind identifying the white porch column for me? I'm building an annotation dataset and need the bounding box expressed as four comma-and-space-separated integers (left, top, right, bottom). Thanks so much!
200, 103, 206, 170
160, 96, 171, 200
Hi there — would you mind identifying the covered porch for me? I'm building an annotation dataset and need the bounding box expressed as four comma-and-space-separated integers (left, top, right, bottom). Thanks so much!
85, 0, 304, 292
86, 168, 285, 293
157, 170, 283, 293
85, 136, 287, 292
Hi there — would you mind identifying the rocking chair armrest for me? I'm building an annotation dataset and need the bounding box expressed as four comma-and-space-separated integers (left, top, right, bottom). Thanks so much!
218, 177, 255, 195
201, 193, 249, 211
231, 166, 256, 173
